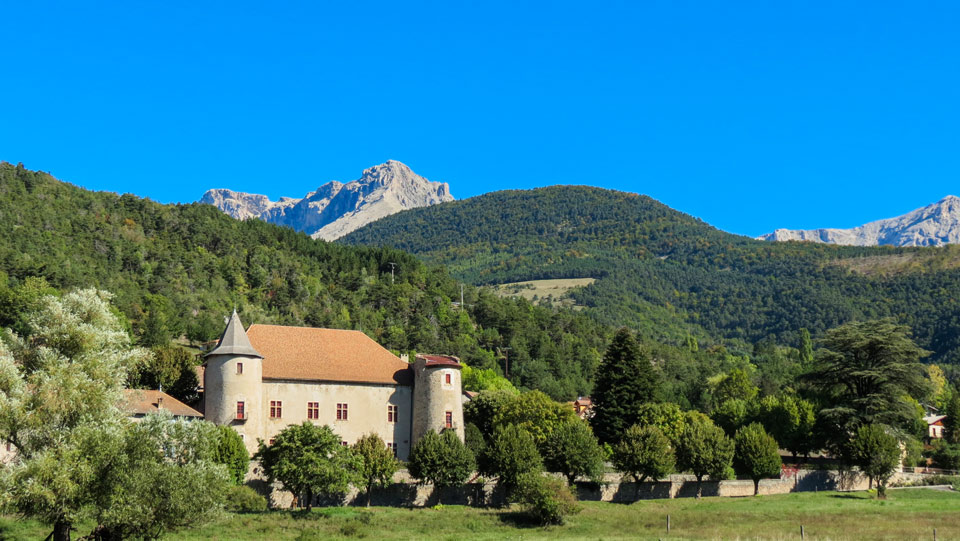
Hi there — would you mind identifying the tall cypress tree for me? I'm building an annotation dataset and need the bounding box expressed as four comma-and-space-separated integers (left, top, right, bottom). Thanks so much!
943, 389, 960, 445
591, 328, 661, 444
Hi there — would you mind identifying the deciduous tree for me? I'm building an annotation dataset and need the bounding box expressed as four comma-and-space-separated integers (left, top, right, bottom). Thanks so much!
485, 424, 543, 499
352, 433, 400, 507
612, 425, 675, 495
542, 419, 604, 485
408, 430, 475, 498
675, 413, 734, 498
848, 424, 901, 499
0, 289, 151, 541
733, 423, 782, 496
254, 422, 359, 510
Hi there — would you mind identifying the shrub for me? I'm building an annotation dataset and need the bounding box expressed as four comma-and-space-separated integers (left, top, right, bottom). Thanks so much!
224, 485, 268, 513
516, 473, 581, 525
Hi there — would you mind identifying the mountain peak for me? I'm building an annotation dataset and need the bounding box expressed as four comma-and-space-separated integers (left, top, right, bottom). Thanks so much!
759, 197, 960, 247
200, 161, 454, 240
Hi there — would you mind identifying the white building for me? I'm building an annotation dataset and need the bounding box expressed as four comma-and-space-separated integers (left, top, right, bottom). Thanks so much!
202, 311, 465, 458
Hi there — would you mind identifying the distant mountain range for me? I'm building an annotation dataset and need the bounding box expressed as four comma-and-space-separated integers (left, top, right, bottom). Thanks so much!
200, 160, 453, 241
759, 196, 960, 247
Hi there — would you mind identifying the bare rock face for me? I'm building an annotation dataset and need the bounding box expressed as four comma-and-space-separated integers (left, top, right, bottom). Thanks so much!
199, 160, 454, 240
759, 196, 960, 247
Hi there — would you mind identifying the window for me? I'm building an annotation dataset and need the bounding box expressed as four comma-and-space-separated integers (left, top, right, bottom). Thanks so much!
445, 373, 451, 385
337, 403, 348, 421
269, 438, 275, 446
387, 442, 397, 457
340, 441, 348, 447
236, 362, 243, 375
387, 405, 398, 423
445, 411, 453, 429
307, 402, 319, 420
270, 400, 282, 419
236, 401, 245, 420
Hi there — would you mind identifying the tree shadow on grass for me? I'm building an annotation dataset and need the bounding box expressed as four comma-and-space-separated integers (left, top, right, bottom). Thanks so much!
497, 510, 542, 529
829, 493, 866, 499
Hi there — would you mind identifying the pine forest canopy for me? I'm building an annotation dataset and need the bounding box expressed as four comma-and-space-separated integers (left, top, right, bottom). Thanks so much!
0, 162, 608, 400
342, 185, 960, 366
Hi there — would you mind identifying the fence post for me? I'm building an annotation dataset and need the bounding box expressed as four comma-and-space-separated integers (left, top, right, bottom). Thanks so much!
801, 525, 805, 540
667, 514, 671, 533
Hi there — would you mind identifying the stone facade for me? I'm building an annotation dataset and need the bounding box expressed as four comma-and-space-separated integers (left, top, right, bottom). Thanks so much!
411, 355, 465, 448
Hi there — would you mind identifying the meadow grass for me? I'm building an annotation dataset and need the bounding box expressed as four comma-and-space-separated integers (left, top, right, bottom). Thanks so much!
2, 489, 958, 540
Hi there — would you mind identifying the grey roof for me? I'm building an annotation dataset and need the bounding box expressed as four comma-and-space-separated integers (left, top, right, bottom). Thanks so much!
204, 310, 263, 358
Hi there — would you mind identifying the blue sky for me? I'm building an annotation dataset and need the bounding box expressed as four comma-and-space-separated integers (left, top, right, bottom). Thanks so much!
1, 1, 958, 237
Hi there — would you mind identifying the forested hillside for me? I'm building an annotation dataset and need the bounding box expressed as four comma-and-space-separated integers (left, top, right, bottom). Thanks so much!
342, 186, 960, 366
0, 162, 609, 400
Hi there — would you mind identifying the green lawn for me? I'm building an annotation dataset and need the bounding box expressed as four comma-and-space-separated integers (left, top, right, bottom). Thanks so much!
2, 490, 958, 540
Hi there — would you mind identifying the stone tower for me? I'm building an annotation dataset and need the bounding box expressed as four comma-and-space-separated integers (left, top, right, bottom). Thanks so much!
203, 310, 264, 455
411, 354, 464, 448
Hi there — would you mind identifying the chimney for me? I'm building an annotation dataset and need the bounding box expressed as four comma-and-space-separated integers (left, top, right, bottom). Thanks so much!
156, 395, 164, 409
400, 354, 409, 363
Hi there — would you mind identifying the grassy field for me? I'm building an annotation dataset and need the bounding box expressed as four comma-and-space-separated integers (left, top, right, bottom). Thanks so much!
493, 278, 596, 309
2, 489, 958, 540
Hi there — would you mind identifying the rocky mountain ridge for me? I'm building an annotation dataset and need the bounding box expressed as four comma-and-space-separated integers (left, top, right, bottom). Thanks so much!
200, 160, 453, 240
759, 196, 960, 247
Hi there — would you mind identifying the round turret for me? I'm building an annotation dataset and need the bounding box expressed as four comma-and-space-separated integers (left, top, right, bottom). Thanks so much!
411, 354, 465, 448
203, 311, 264, 455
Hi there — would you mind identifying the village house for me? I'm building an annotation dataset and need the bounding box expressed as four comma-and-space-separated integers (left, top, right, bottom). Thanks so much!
571, 396, 594, 419
1, 389, 201, 465
201, 311, 465, 459
924, 413, 946, 440
123, 389, 204, 421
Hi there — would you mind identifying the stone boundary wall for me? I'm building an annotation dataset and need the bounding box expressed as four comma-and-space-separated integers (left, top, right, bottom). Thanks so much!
256, 469, 939, 509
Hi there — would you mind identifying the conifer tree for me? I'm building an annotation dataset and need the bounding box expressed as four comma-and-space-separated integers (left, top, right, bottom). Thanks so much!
943, 389, 960, 445
810, 319, 932, 447
591, 328, 661, 444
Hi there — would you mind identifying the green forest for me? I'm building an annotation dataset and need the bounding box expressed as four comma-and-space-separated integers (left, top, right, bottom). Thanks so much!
0, 162, 609, 400
4, 161, 960, 407
341, 186, 960, 369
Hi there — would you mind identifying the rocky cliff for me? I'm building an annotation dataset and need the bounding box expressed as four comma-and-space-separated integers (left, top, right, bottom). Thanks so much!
759, 196, 960, 247
200, 160, 453, 240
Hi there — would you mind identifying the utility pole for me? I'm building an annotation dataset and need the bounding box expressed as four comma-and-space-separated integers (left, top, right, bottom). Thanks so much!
501, 346, 511, 379
460, 284, 465, 309
387, 262, 397, 285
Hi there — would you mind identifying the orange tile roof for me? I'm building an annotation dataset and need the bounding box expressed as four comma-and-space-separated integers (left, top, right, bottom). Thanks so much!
247, 324, 413, 385
122, 389, 203, 418
416, 354, 463, 368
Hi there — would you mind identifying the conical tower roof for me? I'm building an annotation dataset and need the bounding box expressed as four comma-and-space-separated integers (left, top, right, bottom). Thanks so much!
204, 310, 263, 358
